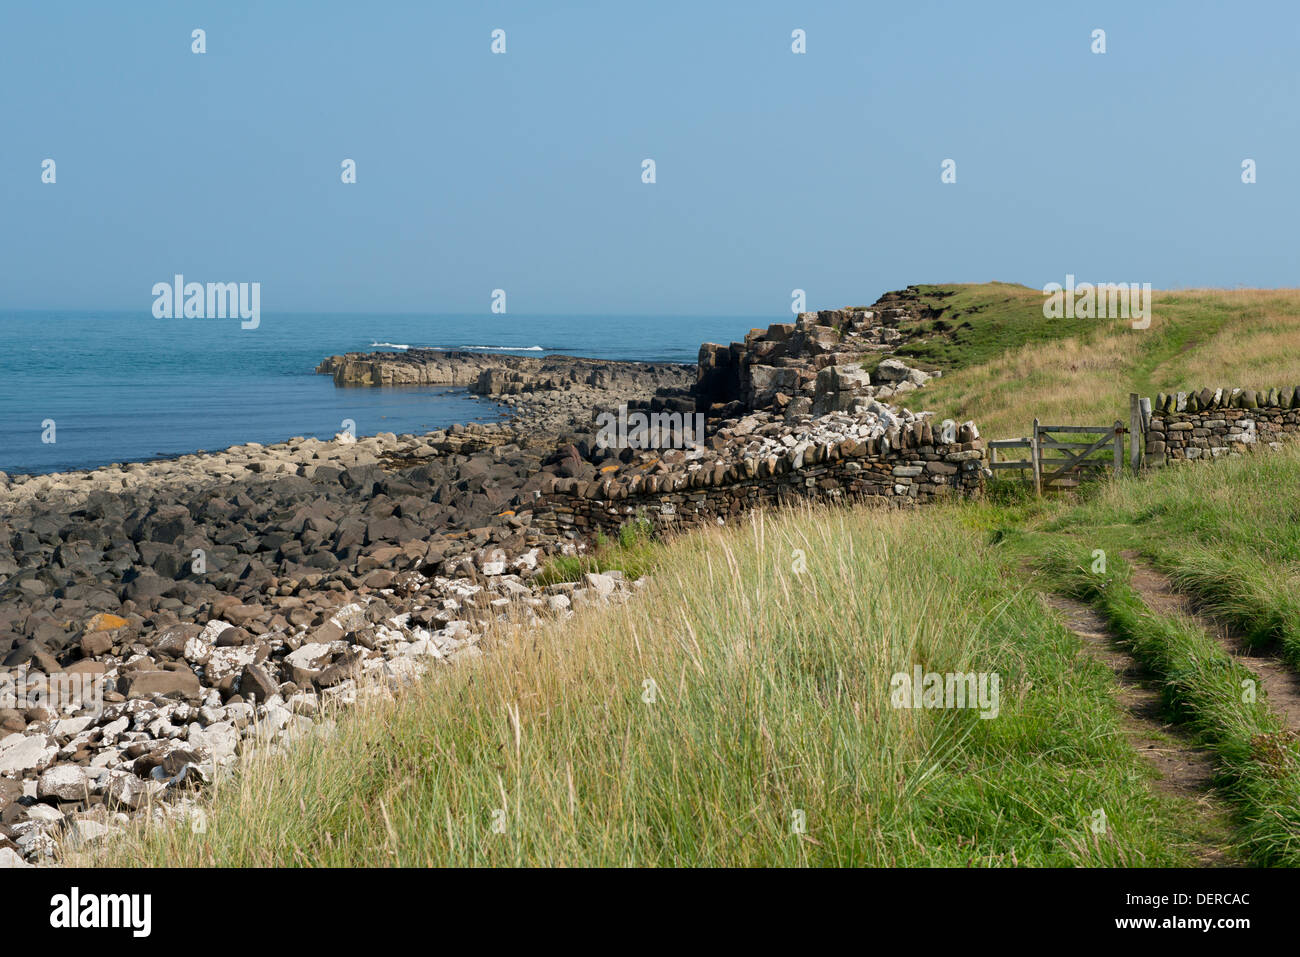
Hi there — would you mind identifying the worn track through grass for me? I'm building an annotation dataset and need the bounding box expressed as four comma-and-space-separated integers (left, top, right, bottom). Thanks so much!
1044, 593, 1235, 866
1124, 552, 1300, 734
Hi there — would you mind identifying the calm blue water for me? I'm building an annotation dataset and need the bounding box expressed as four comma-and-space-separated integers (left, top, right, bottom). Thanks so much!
0, 312, 765, 475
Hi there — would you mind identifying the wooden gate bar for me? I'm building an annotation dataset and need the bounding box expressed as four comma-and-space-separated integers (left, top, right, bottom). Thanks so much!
993, 418, 1131, 495
1041, 423, 1125, 486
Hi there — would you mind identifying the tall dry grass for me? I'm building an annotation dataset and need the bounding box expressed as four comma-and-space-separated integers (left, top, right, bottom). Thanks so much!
920, 287, 1300, 441
78, 503, 1193, 867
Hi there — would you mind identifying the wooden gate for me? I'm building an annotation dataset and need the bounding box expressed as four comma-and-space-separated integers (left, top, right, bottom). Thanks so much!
988, 419, 1127, 494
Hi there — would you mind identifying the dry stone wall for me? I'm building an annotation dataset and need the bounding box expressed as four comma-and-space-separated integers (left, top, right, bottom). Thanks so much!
1146, 386, 1300, 463
529, 420, 985, 537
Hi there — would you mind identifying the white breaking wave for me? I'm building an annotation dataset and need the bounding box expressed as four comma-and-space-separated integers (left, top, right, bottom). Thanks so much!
370, 341, 410, 350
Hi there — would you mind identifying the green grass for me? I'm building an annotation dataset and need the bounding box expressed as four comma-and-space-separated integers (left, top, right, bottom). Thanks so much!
1039, 547, 1300, 866
971, 445, 1300, 865
1039, 446, 1300, 670
891, 282, 1113, 372
82, 505, 1201, 867
533, 514, 661, 585
1164, 556, 1300, 668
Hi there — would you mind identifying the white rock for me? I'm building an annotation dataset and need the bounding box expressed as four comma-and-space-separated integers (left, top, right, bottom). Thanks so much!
286, 693, 319, 717
385, 658, 422, 683
25, 803, 65, 824
187, 721, 238, 762
106, 771, 163, 810
52, 715, 96, 738
67, 818, 118, 847
331, 603, 368, 632
146, 717, 178, 739
260, 705, 292, 733
583, 573, 616, 598
0, 734, 57, 774
183, 636, 213, 664
0, 847, 31, 868
201, 619, 234, 643
511, 548, 540, 572
403, 639, 443, 660
204, 645, 256, 683
89, 749, 122, 769
37, 764, 89, 801
286, 642, 333, 671
223, 702, 255, 725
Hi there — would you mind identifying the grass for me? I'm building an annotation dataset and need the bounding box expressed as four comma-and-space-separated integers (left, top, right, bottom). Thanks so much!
1039, 547, 1300, 866
893, 282, 1109, 372
1164, 558, 1300, 668
904, 283, 1300, 441
1039, 446, 1300, 670
982, 445, 1300, 865
533, 514, 661, 586
81, 505, 1201, 867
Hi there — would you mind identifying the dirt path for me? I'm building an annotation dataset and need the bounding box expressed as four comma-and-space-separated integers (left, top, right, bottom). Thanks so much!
1044, 593, 1234, 865
1123, 552, 1300, 733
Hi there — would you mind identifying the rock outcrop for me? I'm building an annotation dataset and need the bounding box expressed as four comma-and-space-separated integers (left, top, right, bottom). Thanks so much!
694, 304, 938, 418
318, 349, 690, 395
317, 350, 695, 435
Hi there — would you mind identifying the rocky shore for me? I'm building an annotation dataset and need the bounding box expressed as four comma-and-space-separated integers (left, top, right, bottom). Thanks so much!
0, 292, 972, 866
317, 349, 695, 435
0, 421, 654, 866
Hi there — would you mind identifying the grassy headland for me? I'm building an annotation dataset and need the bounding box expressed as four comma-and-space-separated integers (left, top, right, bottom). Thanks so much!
902, 283, 1300, 440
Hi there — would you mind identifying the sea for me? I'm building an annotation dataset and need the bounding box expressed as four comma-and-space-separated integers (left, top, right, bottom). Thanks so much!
0, 311, 768, 475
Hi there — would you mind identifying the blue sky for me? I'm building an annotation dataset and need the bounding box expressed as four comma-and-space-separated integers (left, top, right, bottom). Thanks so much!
2, 0, 1296, 315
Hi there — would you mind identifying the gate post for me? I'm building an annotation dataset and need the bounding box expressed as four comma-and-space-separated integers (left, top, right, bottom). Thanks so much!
1129, 393, 1142, 472
1113, 420, 1124, 478
1032, 418, 1042, 496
